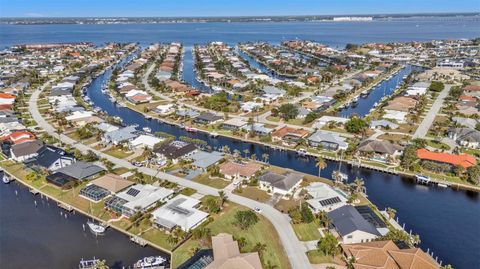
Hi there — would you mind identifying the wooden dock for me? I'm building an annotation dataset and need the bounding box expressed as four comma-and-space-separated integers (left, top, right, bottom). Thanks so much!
57, 202, 74, 212
131, 236, 148, 247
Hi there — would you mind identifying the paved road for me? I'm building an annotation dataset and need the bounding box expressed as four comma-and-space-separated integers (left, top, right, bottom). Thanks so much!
413, 85, 451, 139
30, 82, 312, 269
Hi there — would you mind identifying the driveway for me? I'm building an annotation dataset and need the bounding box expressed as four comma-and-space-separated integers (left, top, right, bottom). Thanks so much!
29, 80, 312, 269
413, 85, 451, 139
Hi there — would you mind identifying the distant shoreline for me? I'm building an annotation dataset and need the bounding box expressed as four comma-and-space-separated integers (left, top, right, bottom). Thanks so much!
1, 12, 478, 25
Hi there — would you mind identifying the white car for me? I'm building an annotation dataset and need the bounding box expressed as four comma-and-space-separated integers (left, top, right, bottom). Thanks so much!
254, 207, 262, 213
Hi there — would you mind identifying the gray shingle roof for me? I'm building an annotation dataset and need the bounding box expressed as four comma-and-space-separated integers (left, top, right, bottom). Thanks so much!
11, 140, 43, 157
327, 205, 380, 236
260, 171, 303, 191
55, 161, 104, 180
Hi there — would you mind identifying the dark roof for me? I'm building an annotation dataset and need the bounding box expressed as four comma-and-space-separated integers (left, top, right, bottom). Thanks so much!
194, 112, 222, 123
55, 161, 104, 180
46, 172, 77, 188
10, 140, 43, 157
358, 140, 403, 155
28, 145, 74, 168
154, 141, 196, 159
327, 205, 380, 236
259, 171, 303, 191
355, 205, 387, 229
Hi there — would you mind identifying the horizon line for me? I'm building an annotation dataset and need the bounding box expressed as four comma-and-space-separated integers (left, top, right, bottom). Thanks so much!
1, 11, 479, 19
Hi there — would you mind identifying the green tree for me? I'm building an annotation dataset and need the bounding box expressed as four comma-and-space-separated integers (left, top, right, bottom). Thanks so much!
234, 210, 259, 230
317, 232, 339, 257
467, 165, 480, 185
428, 81, 445, 92
401, 145, 419, 171
204, 196, 220, 214
386, 207, 397, 220
303, 112, 319, 124
26, 172, 38, 181
316, 156, 327, 178
278, 103, 299, 121
345, 116, 367, 134
218, 190, 228, 208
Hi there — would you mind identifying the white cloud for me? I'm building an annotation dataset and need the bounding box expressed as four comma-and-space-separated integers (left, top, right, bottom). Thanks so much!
24, 12, 45, 17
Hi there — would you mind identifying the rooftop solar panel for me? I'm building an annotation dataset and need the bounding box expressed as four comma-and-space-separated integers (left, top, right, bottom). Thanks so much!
319, 196, 341, 207
126, 188, 140, 197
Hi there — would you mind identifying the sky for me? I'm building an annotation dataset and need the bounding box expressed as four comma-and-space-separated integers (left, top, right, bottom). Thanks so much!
0, 0, 479, 18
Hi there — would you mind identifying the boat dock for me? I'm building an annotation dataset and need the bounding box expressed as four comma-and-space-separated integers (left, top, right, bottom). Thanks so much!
58, 202, 74, 212
131, 236, 148, 247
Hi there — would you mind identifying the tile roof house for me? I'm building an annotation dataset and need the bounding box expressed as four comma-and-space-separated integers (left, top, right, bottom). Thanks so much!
259, 171, 303, 196
328, 205, 381, 244
271, 126, 310, 147
341, 240, 439, 269
307, 131, 348, 151
2, 130, 36, 144
152, 194, 208, 232
358, 140, 404, 159
88, 173, 135, 194
205, 233, 262, 269
26, 145, 75, 171
417, 148, 477, 169
219, 161, 262, 180
448, 127, 480, 149
10, 140, 43, 162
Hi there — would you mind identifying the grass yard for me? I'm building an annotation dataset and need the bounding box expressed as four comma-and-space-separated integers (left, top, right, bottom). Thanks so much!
292, 223, 322, 241
235, 186, 271, 203
172, 202, 290, 269
306, 250, 335, 264
192, 174, 231, 189
103, 148, 134, 159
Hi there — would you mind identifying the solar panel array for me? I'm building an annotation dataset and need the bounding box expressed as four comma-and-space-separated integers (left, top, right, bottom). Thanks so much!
319, 196, 341, 207
126, 188, 140, 197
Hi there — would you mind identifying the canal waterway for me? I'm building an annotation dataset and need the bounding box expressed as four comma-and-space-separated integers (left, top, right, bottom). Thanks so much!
1, 18, 480, 269
0, 181, 165, 269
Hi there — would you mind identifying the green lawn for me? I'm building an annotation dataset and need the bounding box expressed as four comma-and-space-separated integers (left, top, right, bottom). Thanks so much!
192, 174, 231, 189
172, 203, 290, 269
103, 148, 134, 159
292, 223, 321, 241
235, 186, 271, 203
306, 250, 335, 264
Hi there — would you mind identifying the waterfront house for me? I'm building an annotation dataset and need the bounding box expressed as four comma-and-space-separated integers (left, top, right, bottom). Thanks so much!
176, 108, 200, 119
152, 194, 208, 232
219, 161, 262, 181
205, 233, 262, 269
358, 140, 404, 162
154, 140, 197, 163
222, 118, 247, 130
384, 96, 418, 112
103, 125, 138, 145
194, 112, 223, 125
106, 184, 174, 217
382, 110, 408, 124
125, 89, 152, 104
241, 123, 273, 136
307, 130, 348, 151
416, 148, 476, 170
0, 93, 16, 105
448, 127, 480, 149
260, 86, 286, 102
258, 171, 303, 197
129, 134, 164, 150
406, 81, 430, 96
341, 240, 440, 269
95, 122, 119, 133
187, 150, 224, 171
271, 126, 310, 147
65, 111, 103, 127
327, 205, 381, 244
9, 140, 43, 162
46, 161, 104, 188
313, 116, 349, 129
80, 173, 134, 202
154, 104, 175, 115
304, 182, 349, 213
26, 145, 75, 171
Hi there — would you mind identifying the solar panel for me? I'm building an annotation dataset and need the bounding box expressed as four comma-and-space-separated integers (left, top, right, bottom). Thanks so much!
126, 188, 140, 197
319, 196, 341, 207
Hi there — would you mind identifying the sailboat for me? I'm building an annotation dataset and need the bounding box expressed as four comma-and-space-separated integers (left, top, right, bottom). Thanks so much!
332, 152, 348, 183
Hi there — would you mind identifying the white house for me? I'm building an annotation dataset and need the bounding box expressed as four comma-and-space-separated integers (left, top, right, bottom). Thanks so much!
304, 182, 349, 213
154, 104, 175, 115
129, 134, 164, 149
406, 82, 430, 96
152, 194, 209, 232
259, 171, 303, 197
112, 184, 174, 217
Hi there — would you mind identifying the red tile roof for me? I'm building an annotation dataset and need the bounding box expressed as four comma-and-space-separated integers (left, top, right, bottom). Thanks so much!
2, 131, 36, 144
417, 149, 477, 169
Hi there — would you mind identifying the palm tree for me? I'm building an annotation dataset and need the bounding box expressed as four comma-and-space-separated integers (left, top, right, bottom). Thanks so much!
250, 153, 257, 160
315, 156, 327, 178
222, 145, 231, 154
218, 190, 228, 208
386, 207, 397, 220
243, 148, 250, 158
352, 177, 365, 194
254, 242, 267, 258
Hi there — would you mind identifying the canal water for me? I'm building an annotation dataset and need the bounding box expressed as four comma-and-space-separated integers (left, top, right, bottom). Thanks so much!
1, 18, 480, 268
339, 65, 424, 117
0, 181, 165, 269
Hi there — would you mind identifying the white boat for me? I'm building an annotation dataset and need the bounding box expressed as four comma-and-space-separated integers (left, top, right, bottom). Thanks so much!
210, 132, 219, 138
79, 258, 101, 269
2, 174, 12, 184
134, 256, 167, 269
143, 127, 152, 133
87, 221, 106, 235
437, 183, 448, 188
185, 126, 198, 133
297, 148, 308, 156
415, 174, 431, 184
